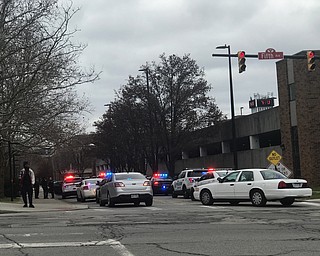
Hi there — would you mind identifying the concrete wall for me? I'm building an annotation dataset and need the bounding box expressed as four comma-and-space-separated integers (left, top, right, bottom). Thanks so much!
175, 146, 282, 174
174, 107, 281, 175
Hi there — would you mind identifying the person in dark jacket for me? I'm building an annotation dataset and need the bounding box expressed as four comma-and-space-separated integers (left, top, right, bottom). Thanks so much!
41, 177, 49, 199
34, 177, 40, 199
48, 177, 54, 199
20, 161, 35, 208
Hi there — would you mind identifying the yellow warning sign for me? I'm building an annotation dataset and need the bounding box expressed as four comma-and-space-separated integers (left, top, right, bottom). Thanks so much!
267, 150, 282, 165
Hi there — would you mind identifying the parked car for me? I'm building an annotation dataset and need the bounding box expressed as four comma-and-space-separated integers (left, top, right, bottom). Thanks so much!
61, 175, 82, 199
191, 169, 232, 201
76, 178, 102, 202
99, 172, 153, 207
151, 173, 173, 195
198, 168, 312, 207
171, 169, 208, 199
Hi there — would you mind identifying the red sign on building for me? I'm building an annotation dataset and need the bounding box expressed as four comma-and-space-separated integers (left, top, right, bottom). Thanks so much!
257, 98, 274, 107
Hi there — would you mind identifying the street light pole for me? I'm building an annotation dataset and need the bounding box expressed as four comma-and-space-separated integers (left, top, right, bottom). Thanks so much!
216, 44, 238, 170
138, 67, 155, 173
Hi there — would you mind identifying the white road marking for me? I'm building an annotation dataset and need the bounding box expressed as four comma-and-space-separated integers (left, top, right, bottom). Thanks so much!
200, 205, 226, 209
0, 239, 135, 256
298, 201, 320, 207
143, 207, 162, 211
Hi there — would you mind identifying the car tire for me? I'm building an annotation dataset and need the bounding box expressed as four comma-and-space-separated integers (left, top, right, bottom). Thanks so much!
250, 189, 267, 207
280, 198, 295, 206
62, 193, 66, 199
81, 193, 85, 202
99, 199, 106, 207
76, 193, 81, 202
145, 198, 153, 206
183, 186, 189, 199
107, 193, 114, 207
171, 187, 178, 198
200, 189, 214, 205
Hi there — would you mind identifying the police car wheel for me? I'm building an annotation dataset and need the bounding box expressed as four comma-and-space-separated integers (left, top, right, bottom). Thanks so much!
171, 187, 178, 198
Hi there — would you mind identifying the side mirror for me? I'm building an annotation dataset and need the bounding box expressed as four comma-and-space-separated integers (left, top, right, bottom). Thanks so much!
217, 177, 223, 183
96, 181, 100, 185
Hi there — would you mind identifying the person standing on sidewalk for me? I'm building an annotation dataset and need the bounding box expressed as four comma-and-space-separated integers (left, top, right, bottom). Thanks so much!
34, 177, 40, 199
41, 177, 49, 199
20, 161, 35, 208
48, 177, 54, 199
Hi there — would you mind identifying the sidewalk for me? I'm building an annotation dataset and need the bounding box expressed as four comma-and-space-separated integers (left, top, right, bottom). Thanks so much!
0, 190, 88, 213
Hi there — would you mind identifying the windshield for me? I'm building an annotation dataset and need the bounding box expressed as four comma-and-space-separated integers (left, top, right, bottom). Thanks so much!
260, 170, 287, 180
216, 171, 228, 177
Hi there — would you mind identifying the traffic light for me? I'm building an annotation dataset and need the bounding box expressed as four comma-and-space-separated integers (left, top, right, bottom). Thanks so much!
307, 51, 315, 71
237, 51, 246, 73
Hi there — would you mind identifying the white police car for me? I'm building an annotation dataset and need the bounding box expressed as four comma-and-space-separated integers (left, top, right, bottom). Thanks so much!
61, 175, 82, 199
171, 169, 208, 199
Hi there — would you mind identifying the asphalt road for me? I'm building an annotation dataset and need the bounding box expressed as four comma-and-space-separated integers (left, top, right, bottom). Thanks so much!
1, 196, 320, 256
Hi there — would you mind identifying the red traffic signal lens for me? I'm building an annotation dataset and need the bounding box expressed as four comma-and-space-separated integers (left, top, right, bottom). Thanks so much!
308, 51, 315, 58
238, 51, 245, 58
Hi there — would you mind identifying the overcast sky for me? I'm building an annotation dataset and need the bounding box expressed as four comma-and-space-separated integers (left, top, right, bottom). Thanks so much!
60, 0, 320, 132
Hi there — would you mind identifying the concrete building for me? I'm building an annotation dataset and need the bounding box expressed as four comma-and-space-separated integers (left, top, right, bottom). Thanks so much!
176, 50, 320, 187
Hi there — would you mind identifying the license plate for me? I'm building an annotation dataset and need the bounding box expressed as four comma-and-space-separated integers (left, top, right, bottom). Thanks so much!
131, 194, 139, 198
292, 183, 302, 188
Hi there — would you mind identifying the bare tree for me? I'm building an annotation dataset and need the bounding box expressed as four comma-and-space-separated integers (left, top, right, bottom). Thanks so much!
0, 0, 99, 197
95, 54, 226, 178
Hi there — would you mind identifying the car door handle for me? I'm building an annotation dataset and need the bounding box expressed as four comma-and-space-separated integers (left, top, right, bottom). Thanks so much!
247, 183, 252, 185
230, 184, 234, 186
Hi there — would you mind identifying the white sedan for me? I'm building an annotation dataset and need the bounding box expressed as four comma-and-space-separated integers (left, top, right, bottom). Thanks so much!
76, 178, 102, 202
198, 168, 312, 207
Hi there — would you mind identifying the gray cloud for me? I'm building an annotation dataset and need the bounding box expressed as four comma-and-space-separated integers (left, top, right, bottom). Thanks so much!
61, 0, 320, 131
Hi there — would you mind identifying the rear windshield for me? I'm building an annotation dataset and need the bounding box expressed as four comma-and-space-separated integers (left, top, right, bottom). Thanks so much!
115, 173, 145, 180
260, 170, 287, 180
187, 171, 207, 177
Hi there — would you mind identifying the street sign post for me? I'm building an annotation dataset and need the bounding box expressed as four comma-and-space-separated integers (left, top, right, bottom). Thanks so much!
267, 162, 292, 177
267, 150, 282, 165
258, 48, 284, 60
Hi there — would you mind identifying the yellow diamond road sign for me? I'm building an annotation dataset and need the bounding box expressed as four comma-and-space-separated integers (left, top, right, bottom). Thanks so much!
267, 150, 282, 165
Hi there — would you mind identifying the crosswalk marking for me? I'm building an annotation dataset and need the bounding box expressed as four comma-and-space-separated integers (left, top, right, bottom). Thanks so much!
0, 239, 134, 256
